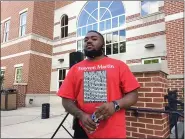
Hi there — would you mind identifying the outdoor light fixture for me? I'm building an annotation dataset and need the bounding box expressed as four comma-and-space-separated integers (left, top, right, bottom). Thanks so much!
29, 99, 33, 104
58, 58, 64, 62
144, 44, 155, 48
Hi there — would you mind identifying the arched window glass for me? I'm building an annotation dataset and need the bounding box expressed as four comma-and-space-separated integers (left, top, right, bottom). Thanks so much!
61, 15, 68, 38
77, 1, 126, 55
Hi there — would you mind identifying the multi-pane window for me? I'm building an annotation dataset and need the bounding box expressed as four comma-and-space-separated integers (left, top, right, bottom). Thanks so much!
61, 15, 68, 38
141, 1, 159, 16
142, 58, 160, 64
104, 30, 126, 55
77, 39, 84, 52
58, 69, 66, 89
3, 20, 10, 42
19, 12, 27, 37
15, 67, 22, 83
77, 1, 126, 55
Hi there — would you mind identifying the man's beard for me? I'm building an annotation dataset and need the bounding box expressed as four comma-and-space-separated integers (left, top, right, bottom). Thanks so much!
84, 48, 103, 58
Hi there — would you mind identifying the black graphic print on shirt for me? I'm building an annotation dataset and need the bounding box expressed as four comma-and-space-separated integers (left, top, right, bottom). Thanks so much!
83, 70, 107, 103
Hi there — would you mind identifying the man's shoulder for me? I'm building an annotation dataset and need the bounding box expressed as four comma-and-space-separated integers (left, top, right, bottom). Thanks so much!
71, 59, 86, 68
106, 57, 127, 65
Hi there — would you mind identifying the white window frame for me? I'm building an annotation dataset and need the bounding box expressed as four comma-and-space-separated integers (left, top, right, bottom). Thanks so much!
14, 66, 23, 83
61, 15, 68, 38
3, 20, 10, 42
57, 68, 67, 89
142, 57, 161, 64
19, 11, 27, 37
140, 1, 159, 17
76, 1, 126, 55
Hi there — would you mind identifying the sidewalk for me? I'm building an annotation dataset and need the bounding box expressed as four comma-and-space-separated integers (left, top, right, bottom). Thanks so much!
1, 105, 74, 138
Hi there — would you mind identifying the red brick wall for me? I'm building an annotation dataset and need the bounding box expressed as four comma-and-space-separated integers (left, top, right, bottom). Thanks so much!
164, 1, 184, 15
126, 71, 170, 138
27, 54, 51, 94
1, 54, 30, 88
1, 1, 34, 41
1, 40, 31, 57
1, 1, 54, 41
55, 1, 74, 9
30, 40, 52, 55
165, 18, 184, 75
168, 79, 184, 99
126, 13, 140, 21
32, 2, 55, 40
165, 1, 184, 98
1, 1, 54, 107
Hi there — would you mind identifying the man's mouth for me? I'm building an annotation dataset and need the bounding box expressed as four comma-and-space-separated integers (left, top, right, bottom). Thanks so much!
87, 45, 93, 49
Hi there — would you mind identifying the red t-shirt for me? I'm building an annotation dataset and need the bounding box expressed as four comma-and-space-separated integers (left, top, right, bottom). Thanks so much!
57, 57, 140, 138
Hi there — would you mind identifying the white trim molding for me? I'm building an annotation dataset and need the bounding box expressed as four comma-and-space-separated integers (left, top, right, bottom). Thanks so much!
1, 17, 11, 23
14, 63, 24, 68
1, 67, 6, 70
19, 8, 28, 14
1, 51, 30, 60
30, 50, 52, 58
167, 74, 184, 79
1, 33, 53, 48
1, 50, 52, 60
165, 12, 184, 22
13, 83, 28, 85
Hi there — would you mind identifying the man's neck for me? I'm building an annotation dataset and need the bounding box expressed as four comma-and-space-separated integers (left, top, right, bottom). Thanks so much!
87, 55, 105, 61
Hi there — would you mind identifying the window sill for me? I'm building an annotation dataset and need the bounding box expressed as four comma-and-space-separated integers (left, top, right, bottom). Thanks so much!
140, 11, 164, 19
54, 35, 75, 42
1, 34, 28, 45
13, 83, 27, 85
127, 11, 164, 23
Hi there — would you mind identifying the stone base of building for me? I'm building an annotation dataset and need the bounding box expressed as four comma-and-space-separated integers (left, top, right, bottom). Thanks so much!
25, 94, 62, 107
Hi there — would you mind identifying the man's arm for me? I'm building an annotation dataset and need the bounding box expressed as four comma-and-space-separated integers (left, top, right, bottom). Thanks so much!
62, 98, 84, 119
62, 98, 97, 132
95, 89, 138, 120
116, 90, 138, 109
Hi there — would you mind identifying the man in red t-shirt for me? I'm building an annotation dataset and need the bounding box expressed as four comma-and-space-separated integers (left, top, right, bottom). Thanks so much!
57, 30, 140, 138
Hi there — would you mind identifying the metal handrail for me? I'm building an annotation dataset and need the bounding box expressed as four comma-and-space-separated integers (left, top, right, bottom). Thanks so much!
127, 107, 184, 118
127, 107, 184, 139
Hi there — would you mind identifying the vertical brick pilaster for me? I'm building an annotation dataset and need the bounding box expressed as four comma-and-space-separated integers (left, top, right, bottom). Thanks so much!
126, 71, 170, 138
165, 1, 184, 101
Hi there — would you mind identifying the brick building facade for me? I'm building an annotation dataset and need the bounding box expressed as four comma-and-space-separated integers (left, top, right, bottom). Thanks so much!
50, 1, 184, 138
1, 1, 54, 107
51, 1, 184, 97
1, 1, 184, 138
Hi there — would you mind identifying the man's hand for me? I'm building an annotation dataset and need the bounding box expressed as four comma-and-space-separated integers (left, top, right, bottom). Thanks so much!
95, 102, 115, 121
79, 113, 97, 133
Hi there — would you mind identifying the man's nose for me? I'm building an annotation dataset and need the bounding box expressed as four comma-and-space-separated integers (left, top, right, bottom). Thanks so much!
87, 39, 93, 43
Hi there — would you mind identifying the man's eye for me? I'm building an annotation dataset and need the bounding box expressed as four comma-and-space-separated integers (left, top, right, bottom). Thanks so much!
84, 40, 88, 42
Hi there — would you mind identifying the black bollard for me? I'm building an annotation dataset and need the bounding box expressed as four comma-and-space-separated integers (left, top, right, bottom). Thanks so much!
41, 103, 50, 119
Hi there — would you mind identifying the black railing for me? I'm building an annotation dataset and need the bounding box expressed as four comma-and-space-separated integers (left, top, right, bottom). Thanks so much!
127, 107, 184, 139
128, 90, 184, 139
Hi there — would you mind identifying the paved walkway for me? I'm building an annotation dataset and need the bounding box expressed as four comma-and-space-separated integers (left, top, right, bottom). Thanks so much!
1, 105, 74, 138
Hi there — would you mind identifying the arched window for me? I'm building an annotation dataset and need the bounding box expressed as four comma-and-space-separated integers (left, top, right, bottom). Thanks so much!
77, 1, 126, 55
61, 14, 68, 38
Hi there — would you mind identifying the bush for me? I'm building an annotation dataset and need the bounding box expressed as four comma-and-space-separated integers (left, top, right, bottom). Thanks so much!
0, 76, 4, 90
